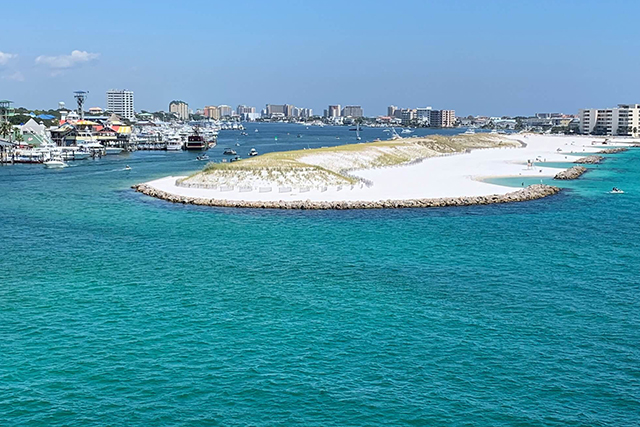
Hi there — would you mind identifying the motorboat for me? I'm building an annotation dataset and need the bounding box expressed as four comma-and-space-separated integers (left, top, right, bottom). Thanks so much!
196, 154, 209, 161
401, 128, 413, 134
223, 148, 237, 155
464, 128, 476, 135
610, 187, 624, 194
230, 155, 241, 162
166, 135, 184, 151
248, 148, 258, 156
43, 158, 68, 169
185, 126, 208, 150
124, 165, 132, 171
105, 147, 124, 155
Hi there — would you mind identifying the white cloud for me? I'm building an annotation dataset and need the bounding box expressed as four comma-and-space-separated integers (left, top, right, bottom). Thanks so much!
0, 52, 17, 66
35, 50, 99, 69
2, 71, 24, 82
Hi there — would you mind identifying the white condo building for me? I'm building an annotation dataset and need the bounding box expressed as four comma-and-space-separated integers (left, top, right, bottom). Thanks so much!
579, 104, 640, 137
106, 90, 135, 120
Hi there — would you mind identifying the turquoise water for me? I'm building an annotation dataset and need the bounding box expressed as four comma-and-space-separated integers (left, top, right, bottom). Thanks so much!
1, 124, 639, 426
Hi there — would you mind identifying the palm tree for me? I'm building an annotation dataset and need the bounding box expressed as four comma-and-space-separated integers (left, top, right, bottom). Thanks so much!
0, 121, 13, 142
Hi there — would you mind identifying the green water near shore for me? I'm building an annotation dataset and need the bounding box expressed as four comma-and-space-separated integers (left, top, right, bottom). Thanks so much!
1, 125, 639, 426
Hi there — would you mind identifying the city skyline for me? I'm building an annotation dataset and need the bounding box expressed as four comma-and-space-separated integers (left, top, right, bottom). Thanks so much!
1, 0, 640, 116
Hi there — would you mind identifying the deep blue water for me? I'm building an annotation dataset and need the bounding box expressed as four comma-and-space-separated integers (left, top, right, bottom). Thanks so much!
1, 124, 639, 426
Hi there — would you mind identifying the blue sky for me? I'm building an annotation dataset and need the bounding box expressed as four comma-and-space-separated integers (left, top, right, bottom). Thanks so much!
1, 0, 639, 116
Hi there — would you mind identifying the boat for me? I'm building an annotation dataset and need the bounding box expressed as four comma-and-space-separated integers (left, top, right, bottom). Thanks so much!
185, 126, 207, 151
254, 129, 259, 133
124, 165, 132, 171
297, 134, 302, 138
463, 128, 476, 135
401, 128, 413, 134
166, 135, 184, 151
350, 123, 362, 140
223, 148, 237, 155
248, 148, 258, 156
196, 154, 209, 161
230, 155, 241, 162
610, 187, 624, 194
105, 147, 124, 155
43, 158, 68, 169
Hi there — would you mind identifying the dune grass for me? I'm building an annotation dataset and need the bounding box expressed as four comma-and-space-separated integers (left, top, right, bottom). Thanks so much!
187, 134, 518, 187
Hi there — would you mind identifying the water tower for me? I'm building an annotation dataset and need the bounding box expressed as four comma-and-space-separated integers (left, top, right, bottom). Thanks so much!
73, 91, 88, 120
58, 101, 66, 110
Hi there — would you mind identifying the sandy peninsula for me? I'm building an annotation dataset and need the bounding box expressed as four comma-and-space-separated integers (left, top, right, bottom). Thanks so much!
134, 133, 637, 209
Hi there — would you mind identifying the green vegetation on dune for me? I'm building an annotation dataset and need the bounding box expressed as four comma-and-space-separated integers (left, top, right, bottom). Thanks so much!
185, 134, 518, 188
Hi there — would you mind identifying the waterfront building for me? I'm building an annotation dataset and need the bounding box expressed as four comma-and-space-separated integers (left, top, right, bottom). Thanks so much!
106, 90, 135, 120
579, 104, 640, 136
342, 105, 363, 118
265, 104, 286, 117
430, 109, 456, 128
401, 109, 416, 125
416, 107, 432, 125
169, 101, 189, 120
218, 105, 233, 117
89, 107, 103, 115
237, 105, 255, 115
204, 106, 220, 120
388, 105, 397, 118
326, 105, 341, 118
300, 108, 313, 118
284, 104, 297, 117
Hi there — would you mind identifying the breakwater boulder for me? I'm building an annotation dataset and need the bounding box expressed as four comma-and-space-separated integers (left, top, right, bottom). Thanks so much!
598, 148, 628, 154
132, 183, 560, 210
554, 166, 587, 180
574, 155, 604, 164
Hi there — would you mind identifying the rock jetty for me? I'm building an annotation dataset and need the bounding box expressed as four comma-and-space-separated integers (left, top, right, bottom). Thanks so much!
598, 148, 628, 154
574, 155, 604, 164
554, 166, 587, 180
132, 184, 561, 210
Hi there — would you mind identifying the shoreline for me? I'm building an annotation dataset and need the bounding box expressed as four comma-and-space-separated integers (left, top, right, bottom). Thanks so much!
133, 183, 561, 210
133, 134, 637, 210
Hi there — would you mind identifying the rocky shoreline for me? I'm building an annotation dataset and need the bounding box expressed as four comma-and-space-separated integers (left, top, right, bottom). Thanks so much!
574, 155, 604, 164
598, 148, 628, 154
132, 183, 561, 210
554, 165, 587, 180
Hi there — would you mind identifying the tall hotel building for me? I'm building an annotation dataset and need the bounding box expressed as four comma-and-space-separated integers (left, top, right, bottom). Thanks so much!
106, 90, 135, 120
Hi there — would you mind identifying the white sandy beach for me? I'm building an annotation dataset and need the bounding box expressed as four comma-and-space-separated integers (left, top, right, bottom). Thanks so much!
143, 134, 637, 203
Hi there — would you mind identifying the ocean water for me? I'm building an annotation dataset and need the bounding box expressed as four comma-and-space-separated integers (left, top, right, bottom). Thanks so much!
1, 124, 639, 426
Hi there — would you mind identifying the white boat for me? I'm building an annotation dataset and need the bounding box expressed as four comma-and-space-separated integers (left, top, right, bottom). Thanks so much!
401, 128, 413, 134
196, 154, 209, 161
43, 158, 68, 169
248, 148, 258, 156
105, 147, 124, 155
610, 188, 624, 194
166, 140, 184, 151
464, 128, 476, 135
